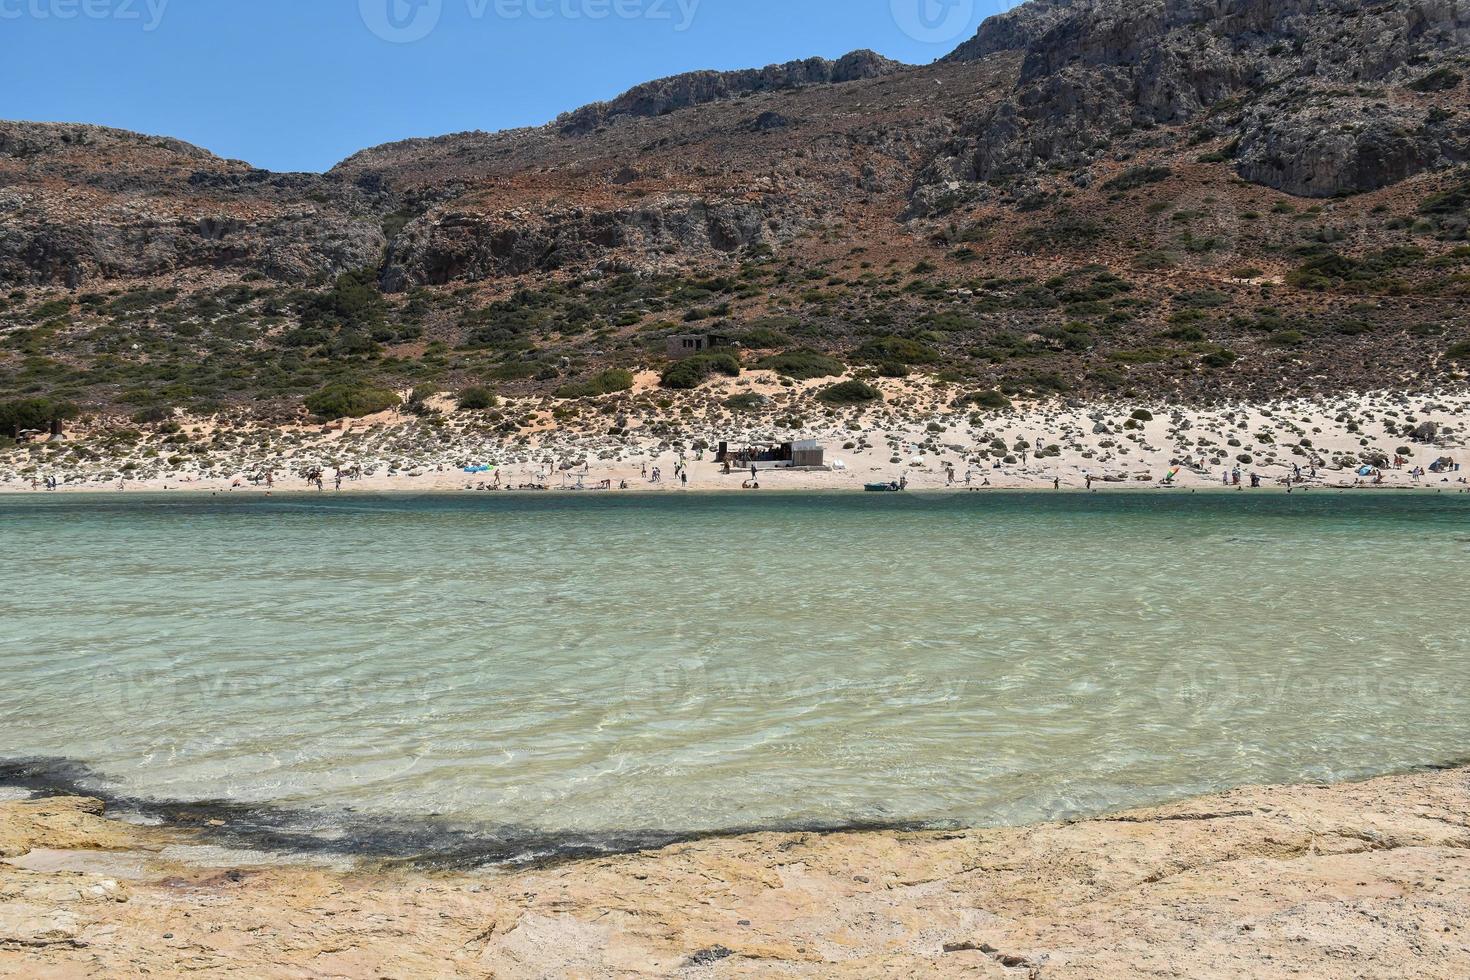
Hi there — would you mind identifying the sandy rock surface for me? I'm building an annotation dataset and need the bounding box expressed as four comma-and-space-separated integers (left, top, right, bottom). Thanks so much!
3, 767, 1470, 977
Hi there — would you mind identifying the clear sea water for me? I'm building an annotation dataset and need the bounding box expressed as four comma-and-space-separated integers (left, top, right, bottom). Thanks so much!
2, 491, 1468, 861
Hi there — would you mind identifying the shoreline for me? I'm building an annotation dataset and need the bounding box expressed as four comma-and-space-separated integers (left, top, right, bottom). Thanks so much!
5, 388, 1467, 498
5, 765, 1470, 976
5, 755, 1470, 872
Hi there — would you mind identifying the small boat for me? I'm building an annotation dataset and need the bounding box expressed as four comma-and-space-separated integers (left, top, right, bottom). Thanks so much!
865, 482, 903, 493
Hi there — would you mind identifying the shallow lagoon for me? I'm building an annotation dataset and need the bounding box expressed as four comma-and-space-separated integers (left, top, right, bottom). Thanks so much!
3, 491, 1468, 859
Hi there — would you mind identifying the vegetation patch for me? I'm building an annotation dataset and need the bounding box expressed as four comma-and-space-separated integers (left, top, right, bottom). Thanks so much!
0, 396, 78, 436
554, 369, 634, 399
956, 390, 1012, 410
725, 392, 767, 411
457, 386, 498, 411
1102, 165, 1172, 192
755, 349, 845, 380
659, 352, 741, 390
1409, 67, 1463, 92
816, 380, 882, 405
852, 335, 940, 365
304, 383, 400, 420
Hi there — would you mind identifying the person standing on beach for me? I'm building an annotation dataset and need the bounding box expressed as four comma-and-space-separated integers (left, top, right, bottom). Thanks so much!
1053, 477, 1061, 490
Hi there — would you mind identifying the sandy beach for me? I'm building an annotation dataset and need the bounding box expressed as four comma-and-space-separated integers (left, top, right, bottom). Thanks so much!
2, 765, 1469, 977
2, 381, 1467, 497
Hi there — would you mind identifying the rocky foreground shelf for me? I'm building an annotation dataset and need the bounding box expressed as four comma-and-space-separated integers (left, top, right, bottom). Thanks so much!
3, 765, 1469, 977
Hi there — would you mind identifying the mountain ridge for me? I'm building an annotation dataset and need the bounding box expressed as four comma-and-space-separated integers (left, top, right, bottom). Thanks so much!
2, 0, 1468, 425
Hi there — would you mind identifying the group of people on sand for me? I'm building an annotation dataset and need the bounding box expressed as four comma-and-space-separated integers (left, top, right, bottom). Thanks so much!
29, 475, 60, 491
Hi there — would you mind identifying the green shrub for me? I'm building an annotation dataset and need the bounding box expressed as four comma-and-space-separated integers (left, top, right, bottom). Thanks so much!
1408, 67, 1463, 92
1021, 211, 1106, 250
816, 380, 882, 405
725, 392, 767, 411
756, 349, 845, 380
1287, 247, 1425, 292
1447, 341, 1470, 362
957, 390, 1012, 410
1131, 409, 1154, 422
735, 323, 795, 348
28, 298, 73, 322
1102, 165, 1172, 192
0, 397, 79, 435
131, 405, 175, 425
554, 369, 634, 399
853, 335, 940, 365
876, 361, 910, 378
659, 352, 741, 390
299, 269, 388, 333
1202, 348, 1238, 369
457, 386, 499, 411
303, 383, 400, 420
1108, 348, 1175, 364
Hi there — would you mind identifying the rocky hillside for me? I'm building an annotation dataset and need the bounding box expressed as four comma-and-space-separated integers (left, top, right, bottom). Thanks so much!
0, 122, 388, 288
1, 0, 1468, 425
554, 49, 905, 134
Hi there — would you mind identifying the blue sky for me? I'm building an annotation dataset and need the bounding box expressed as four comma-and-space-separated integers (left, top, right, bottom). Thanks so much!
1, 0, 1016, 172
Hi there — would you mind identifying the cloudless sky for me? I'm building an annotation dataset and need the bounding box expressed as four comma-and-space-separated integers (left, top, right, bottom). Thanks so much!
1, 0, 1018, 172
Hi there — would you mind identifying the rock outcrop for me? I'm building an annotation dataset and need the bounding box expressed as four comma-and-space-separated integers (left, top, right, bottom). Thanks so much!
921, 0, 1470, 203
555, 50, 904, 135
382, 193, 798, 288
7, 767, 1470, 976
3, 0, 1470, 292
0, 122, 387, 287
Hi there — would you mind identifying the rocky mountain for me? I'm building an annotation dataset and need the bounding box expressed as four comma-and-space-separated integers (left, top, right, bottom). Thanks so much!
0, 122, 388, 288
2, 0, 1468, 420
554, 49, 906, 135
924, 0, 1470, 203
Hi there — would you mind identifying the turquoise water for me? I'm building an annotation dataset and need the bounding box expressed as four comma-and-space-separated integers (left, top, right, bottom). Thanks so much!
2, 491, 1468, 859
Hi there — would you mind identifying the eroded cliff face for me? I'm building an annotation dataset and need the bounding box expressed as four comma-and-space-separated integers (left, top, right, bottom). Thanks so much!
2, 0, 1468, 292
380, 194, 801, 288
922, 0, 1470, 205
555, 49, 906, 135
0, 122, 386, 288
